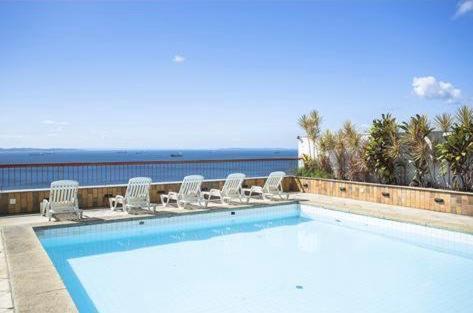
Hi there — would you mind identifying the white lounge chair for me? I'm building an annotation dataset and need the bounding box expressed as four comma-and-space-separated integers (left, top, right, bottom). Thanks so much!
42, 180, 82, 221
242, 171, 289, 202
201, 173, 246, 207
161, 175, 204, 209
109, 177, 156, 213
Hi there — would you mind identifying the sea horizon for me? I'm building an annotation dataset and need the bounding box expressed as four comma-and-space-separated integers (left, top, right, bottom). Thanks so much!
0, 148, 298, 165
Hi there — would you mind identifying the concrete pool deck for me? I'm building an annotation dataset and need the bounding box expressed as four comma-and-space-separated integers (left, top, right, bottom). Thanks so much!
1, 193, 473, 312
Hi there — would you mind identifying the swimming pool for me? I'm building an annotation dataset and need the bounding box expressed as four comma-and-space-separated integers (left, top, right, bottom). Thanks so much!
36, 203, 473, 313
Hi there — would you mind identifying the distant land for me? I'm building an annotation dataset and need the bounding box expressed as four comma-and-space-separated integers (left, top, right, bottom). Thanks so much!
0, 148, 295, 151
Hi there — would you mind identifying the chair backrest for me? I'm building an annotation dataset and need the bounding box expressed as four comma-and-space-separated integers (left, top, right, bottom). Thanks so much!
49, 180, 79, 210
222, 173, 246, 196
178, 175, 204, 197
125, 177, 152, 204
263, 171, 286, 192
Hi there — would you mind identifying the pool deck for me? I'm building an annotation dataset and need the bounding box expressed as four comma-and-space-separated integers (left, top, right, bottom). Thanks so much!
293, 193, 473, 235
1, 193, 473, 313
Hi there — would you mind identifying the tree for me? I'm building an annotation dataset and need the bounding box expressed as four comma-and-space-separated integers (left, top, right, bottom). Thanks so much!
364, 114, 401, 184
342, 121, 368, 181
436, 105, 473, 191
318, 129, 335, 175
298, 110, 322, 159
401, 114, 434, 187
435, 113, 453, 134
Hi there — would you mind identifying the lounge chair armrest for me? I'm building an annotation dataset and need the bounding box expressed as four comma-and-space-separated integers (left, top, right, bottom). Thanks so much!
201, 189, 222, 200
250, 186, 263, 193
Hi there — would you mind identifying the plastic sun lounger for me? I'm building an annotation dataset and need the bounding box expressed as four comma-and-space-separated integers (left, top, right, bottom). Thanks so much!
201, 173, 246, 207
41, 180, 82, 221
109, 177, 157, 213
242, 171, 289, 203
160, 175, 204, 209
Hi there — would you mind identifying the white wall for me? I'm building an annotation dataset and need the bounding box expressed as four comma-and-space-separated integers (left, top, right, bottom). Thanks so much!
297, 136, 315, 167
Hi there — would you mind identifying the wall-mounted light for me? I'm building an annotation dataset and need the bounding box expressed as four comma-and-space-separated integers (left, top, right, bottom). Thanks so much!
434, 198, 444, 204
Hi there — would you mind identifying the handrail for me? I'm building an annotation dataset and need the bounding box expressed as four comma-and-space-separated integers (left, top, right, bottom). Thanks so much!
0, 157, 300, 168
0, 157, 301, 191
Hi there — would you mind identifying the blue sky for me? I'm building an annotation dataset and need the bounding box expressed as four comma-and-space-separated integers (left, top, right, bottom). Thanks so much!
0, 0, 472, 149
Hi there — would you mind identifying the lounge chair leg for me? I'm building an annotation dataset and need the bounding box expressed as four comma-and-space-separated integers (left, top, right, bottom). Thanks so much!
161, 195, 169, 208
109, 198, 115, 211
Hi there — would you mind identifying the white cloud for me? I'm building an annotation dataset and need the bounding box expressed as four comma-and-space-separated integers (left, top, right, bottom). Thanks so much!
0, 134, 24, 139
41, 120, 69, 126
41, 120, 69, 134
412, 76, 462, 103
173, 55, 186, 63
454, 0, 473, 18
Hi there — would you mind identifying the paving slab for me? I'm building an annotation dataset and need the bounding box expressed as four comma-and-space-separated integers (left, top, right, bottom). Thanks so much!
291, 192, 473, 234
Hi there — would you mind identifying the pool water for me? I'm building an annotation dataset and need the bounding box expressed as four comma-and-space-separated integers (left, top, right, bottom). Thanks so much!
36, 204, 473, 313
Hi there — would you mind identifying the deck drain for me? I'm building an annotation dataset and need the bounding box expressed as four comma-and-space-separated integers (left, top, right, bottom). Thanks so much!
296, 285, 303, 290
139, 221, 145, 225
335, 219, 342, 223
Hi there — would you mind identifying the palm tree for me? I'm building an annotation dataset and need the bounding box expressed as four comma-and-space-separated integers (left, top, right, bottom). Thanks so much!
401, 114, 434, 187
333, 130, 347, 179
434, 113, 453, 188
309, 110, 322, 141
298, 110, 322, 159
341, 121, 367, 181
456, 105, 473, 128
435, 113, 453, 134
318, 129, 335, 174
436, 105, 473, 191
298, 114, 315, 159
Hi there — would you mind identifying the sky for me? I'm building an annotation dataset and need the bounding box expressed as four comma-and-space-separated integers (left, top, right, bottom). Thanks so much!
0, 0, 472, 149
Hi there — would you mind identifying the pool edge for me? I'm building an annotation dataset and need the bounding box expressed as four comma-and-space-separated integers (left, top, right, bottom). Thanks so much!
5, 201, 299, 313
4, 196, 473, 313
2, 225, 78, 313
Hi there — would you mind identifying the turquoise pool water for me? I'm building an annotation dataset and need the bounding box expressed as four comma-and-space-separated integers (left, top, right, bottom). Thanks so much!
37, 204, 473, 313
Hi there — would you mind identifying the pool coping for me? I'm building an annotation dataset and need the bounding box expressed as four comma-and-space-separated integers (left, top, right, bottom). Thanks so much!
2, 200, 298, 313
292, 193, 473, 235
3, 196, 473, 312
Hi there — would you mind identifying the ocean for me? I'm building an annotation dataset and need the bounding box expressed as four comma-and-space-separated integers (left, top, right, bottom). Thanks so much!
0, 149, 298, 190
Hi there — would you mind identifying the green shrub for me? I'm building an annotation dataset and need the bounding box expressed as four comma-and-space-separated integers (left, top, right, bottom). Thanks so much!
436, 106, 473, 191
296, 154, 333, 179
364, 114, 401, 184
295, 166, 333, 179
400, 114, 434, 187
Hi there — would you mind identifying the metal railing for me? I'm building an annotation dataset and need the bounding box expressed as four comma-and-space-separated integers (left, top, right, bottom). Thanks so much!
0, 158, 299, 191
